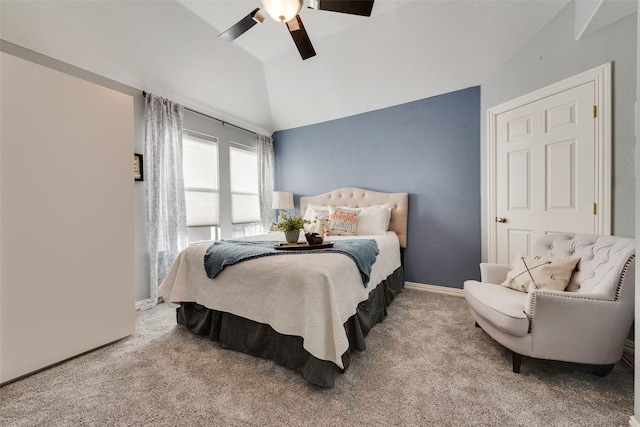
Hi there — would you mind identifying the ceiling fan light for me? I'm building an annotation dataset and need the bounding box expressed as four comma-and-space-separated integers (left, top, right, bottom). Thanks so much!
263, 0, 302, 23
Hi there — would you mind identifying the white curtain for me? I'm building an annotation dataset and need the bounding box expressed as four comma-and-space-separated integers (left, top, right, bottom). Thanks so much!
257, 133, 275, 232
143, 93, 187, 310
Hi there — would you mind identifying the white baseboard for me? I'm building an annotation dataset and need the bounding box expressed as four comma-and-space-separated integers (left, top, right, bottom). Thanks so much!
404, 281, 464, 297
629, 415, 640, 427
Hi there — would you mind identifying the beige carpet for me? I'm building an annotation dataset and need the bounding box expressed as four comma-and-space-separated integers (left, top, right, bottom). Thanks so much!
0, 289, 633, 426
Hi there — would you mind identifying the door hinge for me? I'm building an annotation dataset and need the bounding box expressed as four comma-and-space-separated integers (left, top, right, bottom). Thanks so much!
593, 105, 597, 118
593, 203, 597, 215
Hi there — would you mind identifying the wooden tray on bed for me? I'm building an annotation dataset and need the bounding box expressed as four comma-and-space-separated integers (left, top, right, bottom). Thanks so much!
273, 242, 334, 250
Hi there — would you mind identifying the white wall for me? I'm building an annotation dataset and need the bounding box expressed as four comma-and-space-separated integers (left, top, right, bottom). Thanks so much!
0, 1, 274, 134
635, 2, 640, 423
481, 2, 638, 261
0, 52, 135, 383
133, 95, 148, 302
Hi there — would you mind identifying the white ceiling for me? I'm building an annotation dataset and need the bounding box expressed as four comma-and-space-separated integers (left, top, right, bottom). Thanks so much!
178, 0, 406, 62
0, 1, 572, 134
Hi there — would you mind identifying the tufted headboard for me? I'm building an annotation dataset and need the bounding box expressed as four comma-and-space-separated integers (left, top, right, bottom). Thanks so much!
299, 187, 409, 248
533, 233, 635, 296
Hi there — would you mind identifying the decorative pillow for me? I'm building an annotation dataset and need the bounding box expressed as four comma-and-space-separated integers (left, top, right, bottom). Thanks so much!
327, 206, 360, 236
500, 254, 580, 293
356, 204, 391, 235
308, 214, 331, 235
303, 204, 329, 231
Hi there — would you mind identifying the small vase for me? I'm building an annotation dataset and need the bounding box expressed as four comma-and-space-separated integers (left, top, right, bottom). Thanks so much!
284, 229, 300, 244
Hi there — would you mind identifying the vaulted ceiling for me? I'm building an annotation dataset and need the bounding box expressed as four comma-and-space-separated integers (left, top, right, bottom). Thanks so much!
1, 1, 572, 134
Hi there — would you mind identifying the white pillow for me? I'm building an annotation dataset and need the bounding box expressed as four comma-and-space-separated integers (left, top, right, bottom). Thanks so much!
303, 204, 329, 222
303, 204, 329, 231
327, 206, 360, 236
356, 204, 391, 235
385, 206, 392, 230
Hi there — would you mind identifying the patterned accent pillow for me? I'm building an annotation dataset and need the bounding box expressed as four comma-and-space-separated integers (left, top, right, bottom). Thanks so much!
500, 254, 580, 293
327, 206, 360, 236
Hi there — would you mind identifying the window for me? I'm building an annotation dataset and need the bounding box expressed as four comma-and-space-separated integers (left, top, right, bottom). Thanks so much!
183, 131, 219, 243
182, 109, 263, 244
230, 144, 261, 238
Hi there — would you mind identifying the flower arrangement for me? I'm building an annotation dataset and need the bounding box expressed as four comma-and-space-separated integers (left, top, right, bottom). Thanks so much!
273, 211, 309, 232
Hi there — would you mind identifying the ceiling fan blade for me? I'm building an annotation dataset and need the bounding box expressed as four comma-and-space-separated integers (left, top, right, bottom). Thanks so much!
286, 15, 316, 60
308, 0, 374, 17
218, 8, 263, 41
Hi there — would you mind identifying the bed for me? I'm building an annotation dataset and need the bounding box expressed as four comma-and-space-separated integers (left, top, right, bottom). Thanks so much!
159, 187, 409, 386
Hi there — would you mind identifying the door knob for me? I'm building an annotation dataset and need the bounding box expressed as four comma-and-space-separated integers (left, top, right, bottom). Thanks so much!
496, 217, 507, 223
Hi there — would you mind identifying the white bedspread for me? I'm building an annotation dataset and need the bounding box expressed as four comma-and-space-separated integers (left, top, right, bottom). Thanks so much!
159, 231, 401, 368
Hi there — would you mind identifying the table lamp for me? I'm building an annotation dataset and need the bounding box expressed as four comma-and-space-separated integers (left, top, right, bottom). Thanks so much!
272, 191, 294, 222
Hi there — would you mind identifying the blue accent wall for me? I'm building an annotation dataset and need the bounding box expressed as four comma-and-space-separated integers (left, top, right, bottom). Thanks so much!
273, 86, 481, 288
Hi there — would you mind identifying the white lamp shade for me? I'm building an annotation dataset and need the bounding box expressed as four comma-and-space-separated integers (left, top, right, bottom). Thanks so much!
263, 0, 302, 22
272, 191, 294, 210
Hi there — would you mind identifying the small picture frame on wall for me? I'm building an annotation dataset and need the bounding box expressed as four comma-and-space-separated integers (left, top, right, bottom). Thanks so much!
134, 153, 143, 181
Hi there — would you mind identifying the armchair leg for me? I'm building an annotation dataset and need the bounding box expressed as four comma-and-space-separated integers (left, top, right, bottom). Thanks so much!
588, 364, 614, 377
512, 352, 523, 373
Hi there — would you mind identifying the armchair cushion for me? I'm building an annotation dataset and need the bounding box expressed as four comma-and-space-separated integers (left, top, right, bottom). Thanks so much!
500, 254, 580, 293
463, 281, 529, 337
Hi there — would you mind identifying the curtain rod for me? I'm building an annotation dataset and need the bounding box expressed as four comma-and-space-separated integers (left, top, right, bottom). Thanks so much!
142, 91, 257, 137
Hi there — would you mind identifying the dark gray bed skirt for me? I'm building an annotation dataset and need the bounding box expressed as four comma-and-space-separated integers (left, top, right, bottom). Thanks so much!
176, 266, 404, 387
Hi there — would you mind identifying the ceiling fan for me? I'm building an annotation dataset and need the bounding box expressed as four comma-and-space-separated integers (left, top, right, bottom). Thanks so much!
218, 0, 375, 60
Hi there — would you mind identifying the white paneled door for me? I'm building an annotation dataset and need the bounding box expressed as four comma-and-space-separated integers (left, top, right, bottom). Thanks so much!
488, 64, 611, 264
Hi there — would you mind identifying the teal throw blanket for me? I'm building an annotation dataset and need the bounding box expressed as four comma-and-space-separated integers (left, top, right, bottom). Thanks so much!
204, 239, 379, 287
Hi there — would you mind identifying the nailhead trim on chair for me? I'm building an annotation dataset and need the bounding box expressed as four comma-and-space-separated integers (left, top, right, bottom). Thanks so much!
523, 310, 533, 334
615, 255, 634, 301
527, 255, 635, 332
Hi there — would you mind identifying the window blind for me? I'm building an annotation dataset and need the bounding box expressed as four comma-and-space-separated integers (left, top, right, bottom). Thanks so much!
230, 144, 260, 224
183, 132, 219, 226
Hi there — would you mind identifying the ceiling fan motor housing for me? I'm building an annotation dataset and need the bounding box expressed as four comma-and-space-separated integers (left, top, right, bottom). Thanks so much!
220, 0, 374, 60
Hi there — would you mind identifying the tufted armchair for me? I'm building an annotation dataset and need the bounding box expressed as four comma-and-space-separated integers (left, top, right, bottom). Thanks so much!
463, 233, 635, 376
